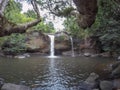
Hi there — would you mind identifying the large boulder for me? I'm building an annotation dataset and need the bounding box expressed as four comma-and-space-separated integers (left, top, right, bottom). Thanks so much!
111, 62, 120, 78
55, 40, 70, 51
84, 73, 99, 88
84, 53, 91, 57
1, 83, 30, 90
62, 51, 73, 56
78, 73, 99, 90
54, 32, 71, 54
100, 81, 113, 90
113, 79, 120, 89
25, 31, 50, 53
0, 78, 4, 88
112, 65, 120, 78
112, 62, 120, 70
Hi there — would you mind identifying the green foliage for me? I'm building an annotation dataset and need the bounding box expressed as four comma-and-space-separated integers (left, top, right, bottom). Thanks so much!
4, 0, 55, 33
0, 0, 56, 55
91, 0, 120, 54
58, 7, 75, 17
62, 0, 120, 55
36, 0, 73, 17
4, 0, 34, 24
31, 21, 55, 33
99, 21, 120, 54
63, 16, 80, 37
63, 16, 92, 39
1, 34, 26, 55
24, 10, 37, 18
55, 35, 68, 41
0, 37, 8, 48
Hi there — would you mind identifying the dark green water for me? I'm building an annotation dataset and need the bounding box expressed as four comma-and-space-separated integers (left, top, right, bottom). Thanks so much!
0, 55, 115, 90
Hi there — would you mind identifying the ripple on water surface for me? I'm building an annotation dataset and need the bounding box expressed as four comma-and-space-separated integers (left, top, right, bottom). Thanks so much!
0, 55, 115, 90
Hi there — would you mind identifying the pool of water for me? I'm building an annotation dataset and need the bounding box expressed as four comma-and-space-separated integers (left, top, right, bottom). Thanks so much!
0, 55, 115, 90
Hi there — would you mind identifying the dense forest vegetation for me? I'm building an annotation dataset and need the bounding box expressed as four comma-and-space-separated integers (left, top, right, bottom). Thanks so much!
0, 0, 120, 56
64, 0, 120, 56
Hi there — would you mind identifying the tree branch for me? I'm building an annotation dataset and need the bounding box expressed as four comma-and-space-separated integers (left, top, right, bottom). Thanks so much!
0, 0, 41, 37
0, 0, 9, 17
31, 0, 40, 18
0, 19, 41, 36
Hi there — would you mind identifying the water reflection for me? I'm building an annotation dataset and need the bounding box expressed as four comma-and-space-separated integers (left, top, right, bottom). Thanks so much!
35, 58, 68, 90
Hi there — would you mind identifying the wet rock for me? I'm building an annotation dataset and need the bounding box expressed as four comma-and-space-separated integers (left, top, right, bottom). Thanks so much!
100, 52, 111, 57
113, 79, 120, 89
0, 78, 4, 88
14, 53, 30, 59
91, 54, 98, 57
100, 81, 113, 90
14, 55, 26, 59
112, 62, 120, 70
23, 53, 30, 57
111, 61, 120, 78
79, 82, 92, 90
111, 65, 120, 78
84, 53, 91, 57
78, 73, 99, 90
1, 83, 30, 90
62, 51, 71, 56
117, 56, 120, 60
84, 73, 99, 88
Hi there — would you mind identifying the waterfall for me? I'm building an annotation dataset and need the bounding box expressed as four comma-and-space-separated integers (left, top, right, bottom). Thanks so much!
70, 36, 75, 57
48, 35, 55, 57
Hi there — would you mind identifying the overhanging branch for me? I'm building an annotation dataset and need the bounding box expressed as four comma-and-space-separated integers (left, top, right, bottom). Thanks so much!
0, 0, 41, 37
0, 0, 9, 17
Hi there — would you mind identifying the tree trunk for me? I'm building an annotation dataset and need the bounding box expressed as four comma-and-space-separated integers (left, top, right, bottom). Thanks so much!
0, 0, 41, 37
73, 0, 98, 29
0, 19, 41, 37
0, 0, 9, 17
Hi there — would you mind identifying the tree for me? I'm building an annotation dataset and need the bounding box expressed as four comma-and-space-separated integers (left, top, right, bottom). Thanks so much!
36, 0, 98, 29
4, 1, 34, 24
1, 34, 26, 55
0, 0, 99, 37
0, 0, 41, 37
31, 21, 55, 33
90, 0, 120, 55
73, 0, 98, 29
1, 0, 119, 38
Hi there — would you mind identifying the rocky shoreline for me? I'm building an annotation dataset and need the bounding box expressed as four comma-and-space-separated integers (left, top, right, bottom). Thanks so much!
81, 61, 120, 90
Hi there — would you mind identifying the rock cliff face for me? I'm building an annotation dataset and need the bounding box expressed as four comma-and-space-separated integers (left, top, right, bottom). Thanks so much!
26, 31, 72, 55
79, 36, 102, 54
25, 31, 50, 53
73, 0, 98, 28
54, 32, 71, 55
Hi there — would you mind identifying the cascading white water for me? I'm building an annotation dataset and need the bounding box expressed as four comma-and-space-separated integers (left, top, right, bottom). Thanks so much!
48, 35, 55, 57
70, 36, 75, 57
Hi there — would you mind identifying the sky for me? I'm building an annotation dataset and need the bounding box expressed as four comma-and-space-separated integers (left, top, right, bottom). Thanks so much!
21, 1, 65, 31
